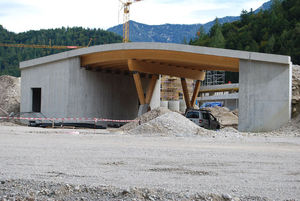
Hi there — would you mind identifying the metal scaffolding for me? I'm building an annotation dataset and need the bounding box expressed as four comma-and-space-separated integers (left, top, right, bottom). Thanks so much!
202, 71, 225, 86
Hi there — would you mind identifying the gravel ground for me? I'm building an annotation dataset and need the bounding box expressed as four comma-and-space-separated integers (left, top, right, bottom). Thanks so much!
0, 123, 299, 200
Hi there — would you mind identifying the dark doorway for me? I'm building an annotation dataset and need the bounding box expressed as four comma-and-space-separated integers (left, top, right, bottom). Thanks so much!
32, 88, 41, 112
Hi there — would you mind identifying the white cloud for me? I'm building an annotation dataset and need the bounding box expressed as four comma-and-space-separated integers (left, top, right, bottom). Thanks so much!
0, 0, 269, 33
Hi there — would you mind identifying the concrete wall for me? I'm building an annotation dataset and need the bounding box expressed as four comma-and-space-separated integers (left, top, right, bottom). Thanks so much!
239, 60, 292, 132
21, 59, 71, 117
21, 57, 160, 123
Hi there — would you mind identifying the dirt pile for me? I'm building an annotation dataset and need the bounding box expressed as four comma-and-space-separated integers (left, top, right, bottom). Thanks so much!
292, 65, 300, 118
0, 75, 20, 116
203, 106, 238, 127
122, 107, 213, 136
276, 113, 300, 135
121, 107, 171, 131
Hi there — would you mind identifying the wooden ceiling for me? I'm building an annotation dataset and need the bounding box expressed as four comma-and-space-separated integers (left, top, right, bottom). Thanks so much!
80, 49, 239, 80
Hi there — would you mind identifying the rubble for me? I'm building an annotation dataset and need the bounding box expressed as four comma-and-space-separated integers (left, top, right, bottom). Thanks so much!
0, 75, 20, 117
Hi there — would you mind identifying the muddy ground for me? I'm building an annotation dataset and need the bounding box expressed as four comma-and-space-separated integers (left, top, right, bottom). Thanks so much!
0, 124, 299, 200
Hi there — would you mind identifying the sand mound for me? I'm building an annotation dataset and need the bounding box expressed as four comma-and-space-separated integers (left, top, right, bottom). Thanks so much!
127, 111, 213, 136
0, 75, 20, 116
203, 106, 238, 127
122, 107, 214, 136
121, 107, 171, 131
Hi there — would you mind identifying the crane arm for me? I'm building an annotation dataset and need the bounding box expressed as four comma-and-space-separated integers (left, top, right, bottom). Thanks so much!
0, 43, 84, 49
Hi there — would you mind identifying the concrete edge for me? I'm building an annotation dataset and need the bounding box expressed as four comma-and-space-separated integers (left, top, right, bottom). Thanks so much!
19, 42, 291, 69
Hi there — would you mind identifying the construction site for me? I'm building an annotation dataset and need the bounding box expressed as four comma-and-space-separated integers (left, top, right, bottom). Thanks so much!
0, 0, 300, 200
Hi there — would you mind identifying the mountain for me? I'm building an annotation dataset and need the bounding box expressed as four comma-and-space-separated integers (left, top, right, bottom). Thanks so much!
255, 0, 273, 12
107, 0, 273, 43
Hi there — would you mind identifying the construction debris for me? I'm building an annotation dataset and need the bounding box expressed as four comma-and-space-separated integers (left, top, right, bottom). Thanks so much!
0, 75, 20, 117
203, 106, 238, 128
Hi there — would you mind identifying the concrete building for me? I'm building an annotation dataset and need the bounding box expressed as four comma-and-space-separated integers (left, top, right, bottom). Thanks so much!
20, 42, 292, 132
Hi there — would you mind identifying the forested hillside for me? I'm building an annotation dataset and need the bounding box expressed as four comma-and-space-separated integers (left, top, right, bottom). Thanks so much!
0, 27, 122, 77
190, 0, 299, 64
190, 0, 299, 83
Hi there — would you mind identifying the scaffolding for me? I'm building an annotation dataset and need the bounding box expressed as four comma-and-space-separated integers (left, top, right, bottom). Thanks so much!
201, 71, 225, 86
161, 76, 194, 101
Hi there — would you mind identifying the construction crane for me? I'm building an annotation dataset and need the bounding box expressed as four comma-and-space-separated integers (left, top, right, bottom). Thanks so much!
119, 0, 142, 42
0, 38, 93, 49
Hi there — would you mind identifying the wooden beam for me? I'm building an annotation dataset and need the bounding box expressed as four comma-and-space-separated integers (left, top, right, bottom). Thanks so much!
81, 49, 240, 72
145, 75, 159, 104
128, 59, 206, 80
132, 72, 145, 105
191, 80, 201, 107
181, 78, 192, 109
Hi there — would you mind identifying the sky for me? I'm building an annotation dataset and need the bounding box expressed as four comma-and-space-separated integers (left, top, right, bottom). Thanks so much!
0, 0, 269, 33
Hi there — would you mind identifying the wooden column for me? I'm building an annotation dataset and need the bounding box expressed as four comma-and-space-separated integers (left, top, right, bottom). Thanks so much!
181, 78, 192, 108
190, 80, 201, 107
145, 74, 159, 104
132, 72, 146, 105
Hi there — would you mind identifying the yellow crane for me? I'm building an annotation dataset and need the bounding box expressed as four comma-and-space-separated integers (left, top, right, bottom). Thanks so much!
119, 0, 142, 42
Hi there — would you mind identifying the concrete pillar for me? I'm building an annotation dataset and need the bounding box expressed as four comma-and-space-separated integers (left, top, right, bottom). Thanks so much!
160, 101, 168, 108
168, 100, 180, 112
238, 60, 292, 132
150, 76, 161, 110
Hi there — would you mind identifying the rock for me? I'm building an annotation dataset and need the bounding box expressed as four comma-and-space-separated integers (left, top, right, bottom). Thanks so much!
0, 75, 20, 117
222, 193, 232, 200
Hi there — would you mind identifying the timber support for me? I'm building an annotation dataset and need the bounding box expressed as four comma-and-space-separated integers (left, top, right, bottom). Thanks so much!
181, 78, 192, 109
131, 70, 159, 116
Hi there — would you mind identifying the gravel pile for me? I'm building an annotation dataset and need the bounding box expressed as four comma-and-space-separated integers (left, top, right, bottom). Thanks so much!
121, 107, 171, 131
271, 114, 300, 136
0, 179, 270, 201
127, 111, 213, 136
0, 75, 20, 116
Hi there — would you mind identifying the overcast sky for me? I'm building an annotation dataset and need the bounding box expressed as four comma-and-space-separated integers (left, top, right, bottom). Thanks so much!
0, 0, 268, 33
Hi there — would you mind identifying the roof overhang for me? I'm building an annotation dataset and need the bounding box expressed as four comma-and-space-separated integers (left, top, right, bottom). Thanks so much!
80, 49, 239, 80
20, 42, 291, 80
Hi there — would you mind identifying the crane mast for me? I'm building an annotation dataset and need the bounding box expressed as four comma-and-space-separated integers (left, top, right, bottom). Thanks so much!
119, 0, 142, 43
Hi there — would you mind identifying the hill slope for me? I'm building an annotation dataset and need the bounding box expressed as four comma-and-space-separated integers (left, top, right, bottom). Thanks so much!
190, 0, 299, 64
0, 26, 123, 77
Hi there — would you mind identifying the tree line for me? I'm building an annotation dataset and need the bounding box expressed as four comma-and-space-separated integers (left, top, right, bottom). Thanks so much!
0, 26, 123, 77
190, 0, 299, 83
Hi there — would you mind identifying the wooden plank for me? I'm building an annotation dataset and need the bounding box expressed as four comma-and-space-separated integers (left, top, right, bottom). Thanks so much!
181, 78, 192, 109
81, 49, 240, 72
199, 87, 239, 93
132, 72, 145, 105
145, 75, 159, 104
128, 59, 206, 80
190, 80, 201, 107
